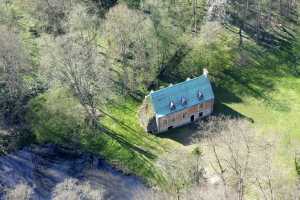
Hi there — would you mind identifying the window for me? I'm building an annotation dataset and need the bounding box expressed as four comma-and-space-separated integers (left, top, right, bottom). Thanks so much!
197, 90, 204, 100
181, 97, 187, 105
191, 115, 195, 122
169, 101, 176, 111
168, 117, 176, 124
199, 103, 204, 110
183, 112, 186, 118
163, 119, 167, 127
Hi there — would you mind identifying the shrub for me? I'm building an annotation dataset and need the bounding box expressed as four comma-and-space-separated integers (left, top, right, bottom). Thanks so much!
52, 178, 105, 200
296, 153, 300, 175
5, 183, 33, 200
27, 87, 90, 146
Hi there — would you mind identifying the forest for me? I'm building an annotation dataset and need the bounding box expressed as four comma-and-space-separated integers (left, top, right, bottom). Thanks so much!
0, 0, 300, 199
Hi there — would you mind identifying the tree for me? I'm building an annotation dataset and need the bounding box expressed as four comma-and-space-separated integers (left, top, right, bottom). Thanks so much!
44, 35, 111, 127
40, 6, 112, 127
157, 149, 205, 200
21, 0, 75, 35
226, 0, 250, 47
0, 1, 23, 29
192, 0, 197, 33
52, 178, 105, 200
193, 116, 300, 200
104, 4, 161, 94
0, 25, 28, 116
5, 183, 33, 200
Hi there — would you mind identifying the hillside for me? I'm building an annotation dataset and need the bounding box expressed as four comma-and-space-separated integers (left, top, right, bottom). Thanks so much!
1, 0, 300, 199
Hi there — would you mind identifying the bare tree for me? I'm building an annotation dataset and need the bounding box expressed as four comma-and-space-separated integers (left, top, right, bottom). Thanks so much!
21, 0, 75, 35
48, 35, 111, 126
40, 6, 113, 127
132, 188, 168, 200
0, 25, 28, 110
156, 148, 205, 200
104, 4, 161, 95
192, 0, 198, 34
226, 0, 250, 47
193, 116, 300, 200
5, 183, 33, 200
52, 178, 105, 200
131, 179, 234, 200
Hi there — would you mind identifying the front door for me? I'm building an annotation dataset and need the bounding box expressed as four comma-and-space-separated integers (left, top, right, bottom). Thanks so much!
191, 115, 195, 122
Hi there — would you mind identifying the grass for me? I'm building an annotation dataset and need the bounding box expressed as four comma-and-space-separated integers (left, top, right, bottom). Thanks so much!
27, 46, 300, 192
214, 38, 300, 140
5, 0, 300, 192
26, 17, 300, 188
103, 98, 178, 153
99, 98, 181, 185
158, 26, 300, 181
28, 88, 181, 186
224, 76, 300, 138
214, 73, 300, 183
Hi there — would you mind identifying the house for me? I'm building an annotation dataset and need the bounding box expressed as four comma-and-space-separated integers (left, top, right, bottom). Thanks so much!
139, 69, 215, 134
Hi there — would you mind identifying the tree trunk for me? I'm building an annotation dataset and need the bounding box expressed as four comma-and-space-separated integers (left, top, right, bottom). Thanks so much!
192, 0, 197, 34
239, 26, 243, 47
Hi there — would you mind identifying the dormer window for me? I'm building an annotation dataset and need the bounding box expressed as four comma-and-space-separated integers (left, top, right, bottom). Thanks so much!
197, 91, 204, 100
181, 97, 187, 106
169, 101, 176, 111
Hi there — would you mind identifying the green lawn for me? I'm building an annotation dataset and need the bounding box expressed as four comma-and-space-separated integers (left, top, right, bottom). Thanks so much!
158, 31, 300, 180
225, 76, 300, 139
28, 62, 300, 188
28, 26, 300, 187
102, 35, 300, 184
215, 74, 300, 184
28, 89, 181, 186
99, 98, 181, 186
211, 44, 300, 177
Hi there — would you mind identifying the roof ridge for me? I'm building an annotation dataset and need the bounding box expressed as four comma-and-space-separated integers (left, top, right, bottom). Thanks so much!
151, 74, 208, 95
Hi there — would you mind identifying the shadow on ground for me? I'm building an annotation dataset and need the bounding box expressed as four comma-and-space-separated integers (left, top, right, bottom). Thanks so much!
155, 13, 300, 145
0, 145, 148, 200
158, 99, 253, 146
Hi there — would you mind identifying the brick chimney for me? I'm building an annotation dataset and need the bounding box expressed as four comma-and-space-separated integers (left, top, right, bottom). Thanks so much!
203, 68, 209, 77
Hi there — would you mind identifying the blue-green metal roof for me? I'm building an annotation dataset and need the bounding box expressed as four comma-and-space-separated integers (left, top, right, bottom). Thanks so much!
150, 75, 214, 117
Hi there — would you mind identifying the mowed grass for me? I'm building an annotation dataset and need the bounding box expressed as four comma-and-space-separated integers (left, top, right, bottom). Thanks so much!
214, 49, 300, 178
103, 98, 179, 153
216, 75, 300, 182
226, 76, 300, 139
159, 29, 300, 180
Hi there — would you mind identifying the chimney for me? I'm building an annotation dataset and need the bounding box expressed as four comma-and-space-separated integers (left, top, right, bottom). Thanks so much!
203, 68, 209, 77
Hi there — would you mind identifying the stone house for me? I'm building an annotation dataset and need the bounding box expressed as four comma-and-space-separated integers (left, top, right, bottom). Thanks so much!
139, 69, 214, 134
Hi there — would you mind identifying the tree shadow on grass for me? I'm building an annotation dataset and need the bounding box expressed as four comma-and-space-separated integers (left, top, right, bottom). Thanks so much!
101, 126, 157, 160
213, 35, 300, 113
157, 45, 192, 86
100, 106, 167, 152
92, 125, 166, 185
154, 18, 300, 146
156, 72, 259, 145
225, 3, 299, 52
